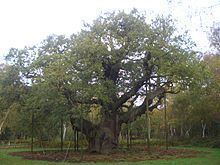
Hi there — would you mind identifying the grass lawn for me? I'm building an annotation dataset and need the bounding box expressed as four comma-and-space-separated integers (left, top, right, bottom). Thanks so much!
0, 147, 220, 165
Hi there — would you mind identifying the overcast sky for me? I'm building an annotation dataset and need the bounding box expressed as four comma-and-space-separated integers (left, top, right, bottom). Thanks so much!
0, 0, 220, 61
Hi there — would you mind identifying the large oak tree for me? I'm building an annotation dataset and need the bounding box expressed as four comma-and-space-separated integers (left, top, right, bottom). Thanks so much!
6, 10, 206, 153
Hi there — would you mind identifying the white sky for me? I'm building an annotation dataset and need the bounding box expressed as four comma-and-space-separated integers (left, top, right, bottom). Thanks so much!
0, 0, 220, 61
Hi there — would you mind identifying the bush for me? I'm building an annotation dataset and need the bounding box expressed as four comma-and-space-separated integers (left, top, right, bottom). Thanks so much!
188, 137, 220, 148
0, 127, 13, 140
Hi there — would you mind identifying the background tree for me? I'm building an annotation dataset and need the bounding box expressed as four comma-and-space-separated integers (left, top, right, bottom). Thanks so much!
0, 64, 26, 136
210, 26, 220, 53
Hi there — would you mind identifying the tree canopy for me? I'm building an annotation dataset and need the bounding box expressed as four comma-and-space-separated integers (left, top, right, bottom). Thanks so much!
3, 10, 209, 153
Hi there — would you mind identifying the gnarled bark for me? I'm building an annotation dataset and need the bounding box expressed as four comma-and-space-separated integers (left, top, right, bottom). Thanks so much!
70, 114, 121, 153
70, 86, 165, 154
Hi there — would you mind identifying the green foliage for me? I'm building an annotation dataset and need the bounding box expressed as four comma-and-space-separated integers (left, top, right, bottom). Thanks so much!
1, 9, 212, 148
0, 127, 13, 140
189, 137, 220, 148
169, 54, 220, 138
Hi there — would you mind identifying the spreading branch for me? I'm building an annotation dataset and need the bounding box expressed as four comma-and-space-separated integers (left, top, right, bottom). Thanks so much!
119, 87, 164, 124
113, 77, 146, 111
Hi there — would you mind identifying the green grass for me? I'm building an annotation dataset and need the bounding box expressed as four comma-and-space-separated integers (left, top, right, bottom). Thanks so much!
0, 147, 220, 165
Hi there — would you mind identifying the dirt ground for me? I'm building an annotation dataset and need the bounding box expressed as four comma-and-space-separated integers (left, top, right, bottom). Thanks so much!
9, 145, 205, 163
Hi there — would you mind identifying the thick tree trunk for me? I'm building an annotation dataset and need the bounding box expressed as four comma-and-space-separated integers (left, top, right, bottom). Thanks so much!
88, 118, 120, 153
71, 116, 120, 154
69, 84, 165, 154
